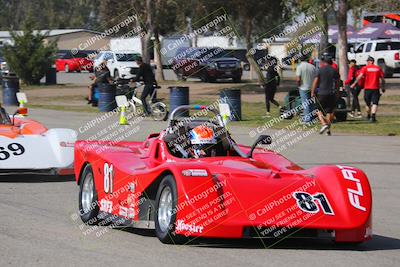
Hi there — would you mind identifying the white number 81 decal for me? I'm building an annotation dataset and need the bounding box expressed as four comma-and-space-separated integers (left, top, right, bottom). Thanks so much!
104, 163, 113, 194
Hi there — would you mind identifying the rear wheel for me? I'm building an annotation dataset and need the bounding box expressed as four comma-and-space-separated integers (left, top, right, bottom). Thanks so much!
378, 60, 393, 78
79, 165, 100, 225
155, 175, 185, 244
151, 102, 168, 121
200, 71, 209, 82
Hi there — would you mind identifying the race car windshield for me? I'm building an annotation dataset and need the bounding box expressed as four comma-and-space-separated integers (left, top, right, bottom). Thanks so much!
116, 53, 141, 62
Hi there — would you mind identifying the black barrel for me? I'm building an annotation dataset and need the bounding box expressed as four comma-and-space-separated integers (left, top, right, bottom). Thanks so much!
169, 86, 189, 117
45, 66, 57, 85
1, 76, 19, 106
220, 88, 241, 121
98, 83, 117, 112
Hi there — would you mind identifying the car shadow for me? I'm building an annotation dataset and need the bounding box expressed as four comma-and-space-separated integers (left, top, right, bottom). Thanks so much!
188, 234, 400, 251
120, 228, 400, 251
0, 174, 75, 183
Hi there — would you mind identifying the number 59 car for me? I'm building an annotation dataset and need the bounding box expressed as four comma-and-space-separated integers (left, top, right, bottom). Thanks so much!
0, 93, 77, 175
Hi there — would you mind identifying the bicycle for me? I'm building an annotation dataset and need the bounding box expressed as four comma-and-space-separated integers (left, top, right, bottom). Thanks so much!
115, 81, 168, 121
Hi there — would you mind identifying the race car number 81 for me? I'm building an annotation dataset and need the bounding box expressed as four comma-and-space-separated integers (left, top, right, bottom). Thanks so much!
0, 143, 25, 160
104, 163, 113, 194
293, 192, 334, 215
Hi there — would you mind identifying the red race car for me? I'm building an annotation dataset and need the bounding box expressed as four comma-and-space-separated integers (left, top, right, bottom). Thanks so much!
56, 51, 93, 73
74, 105, 372, 244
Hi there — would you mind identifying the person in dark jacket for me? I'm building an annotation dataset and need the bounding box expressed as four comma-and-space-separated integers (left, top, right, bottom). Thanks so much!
263, 62, 282, 117
311, 56, 340, 135
87, 61, 112, 105
344, 59, 363, 118
135, 57, 157, 115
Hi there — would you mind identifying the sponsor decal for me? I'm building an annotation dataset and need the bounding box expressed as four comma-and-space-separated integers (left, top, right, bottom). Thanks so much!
126, 193, 135, 206
175, 220, 204, 234
99, 199, 113, 213
119, 206, 135, 219
338, 165, 366, 212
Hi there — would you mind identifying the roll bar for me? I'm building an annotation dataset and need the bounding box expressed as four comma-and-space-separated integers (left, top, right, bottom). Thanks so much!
168, 105, 224, 127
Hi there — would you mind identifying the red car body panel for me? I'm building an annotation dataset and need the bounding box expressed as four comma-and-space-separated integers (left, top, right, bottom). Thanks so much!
74, 133, 372, 243
56, 58, 93, 72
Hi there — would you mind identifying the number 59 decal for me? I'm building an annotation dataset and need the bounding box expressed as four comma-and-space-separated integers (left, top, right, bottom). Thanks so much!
0, 143, 25, 161
104, 163, 114, 194
293, 192, 335, 215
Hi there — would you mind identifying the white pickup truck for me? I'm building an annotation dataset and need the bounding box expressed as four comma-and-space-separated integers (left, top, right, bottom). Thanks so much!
348, 39, 400, 78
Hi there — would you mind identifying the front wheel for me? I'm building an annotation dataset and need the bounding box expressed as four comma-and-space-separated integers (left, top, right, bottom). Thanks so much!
151, 102, 168, 121
233, 75, 242, 83
378, 61, 393, 78
114, 69, 120, 79
155, 175, 185, 244
78, 165, 100, 225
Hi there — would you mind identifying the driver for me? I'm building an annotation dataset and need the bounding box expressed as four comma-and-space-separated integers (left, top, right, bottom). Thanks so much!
0, 103, 11, 125
188, 125, 217, 158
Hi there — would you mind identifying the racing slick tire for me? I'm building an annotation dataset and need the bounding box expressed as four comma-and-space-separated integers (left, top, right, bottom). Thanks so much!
155, 175, 185, 244
79, 164, 100, 225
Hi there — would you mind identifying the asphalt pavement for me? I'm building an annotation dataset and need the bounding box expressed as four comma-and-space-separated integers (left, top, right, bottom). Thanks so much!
0, 108, 399, 267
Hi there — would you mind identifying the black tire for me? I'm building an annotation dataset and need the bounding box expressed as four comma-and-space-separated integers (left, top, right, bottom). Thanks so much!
154, 175, 185, 244
200, 71, 209, 82
78, 164, 100, 225
65, 64, 70, 73
233, 75, 242, 83
114, 69, 120, 79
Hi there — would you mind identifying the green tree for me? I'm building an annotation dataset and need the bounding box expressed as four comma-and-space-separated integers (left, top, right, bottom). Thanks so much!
3, 22, 57, 85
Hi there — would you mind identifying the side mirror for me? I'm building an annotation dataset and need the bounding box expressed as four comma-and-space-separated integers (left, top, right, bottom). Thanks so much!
247, 135, 272, 158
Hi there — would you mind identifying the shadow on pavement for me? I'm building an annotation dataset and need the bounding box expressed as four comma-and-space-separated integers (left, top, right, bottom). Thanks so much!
0, 174, 75, 183
118, 228, 400, 251
189, 234, 400, 251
